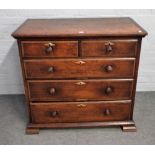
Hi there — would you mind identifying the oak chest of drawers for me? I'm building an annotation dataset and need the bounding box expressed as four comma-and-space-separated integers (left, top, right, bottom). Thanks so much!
12, 18, 147, 134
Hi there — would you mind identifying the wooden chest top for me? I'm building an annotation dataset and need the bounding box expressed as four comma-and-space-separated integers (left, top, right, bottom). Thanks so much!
12, 17, 147, 38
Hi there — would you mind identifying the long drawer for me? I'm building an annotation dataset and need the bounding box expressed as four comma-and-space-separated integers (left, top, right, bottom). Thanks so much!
24, 58, 135, 79
21, 41, 78, 58
28, 79, 133, 101
30, 101, 131, 123
81, 40, 137, 57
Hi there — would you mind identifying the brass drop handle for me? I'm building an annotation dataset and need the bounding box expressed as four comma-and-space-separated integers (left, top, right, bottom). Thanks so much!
49, 111, 58, 117
49, 88, 56, 95
104, 109, 111, 116
48, 66, 54, 73
105, 65, 113, 72
105, 87, 113, 94
45, 42, 55, 53
105, 42, 114, 52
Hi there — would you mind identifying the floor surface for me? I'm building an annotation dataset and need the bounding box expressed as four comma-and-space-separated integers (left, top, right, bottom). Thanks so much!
0, 92, 155, 145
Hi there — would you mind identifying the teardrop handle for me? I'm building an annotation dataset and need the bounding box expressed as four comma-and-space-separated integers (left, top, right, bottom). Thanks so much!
105, 87, 113, 94
48, 66, 54, 73
105, 65, 113, 72
49, 88, 56, 95
45, 42, 55, 53
105, 42, 114, 53
104, 109, 111, 116
49, 111, 58, 117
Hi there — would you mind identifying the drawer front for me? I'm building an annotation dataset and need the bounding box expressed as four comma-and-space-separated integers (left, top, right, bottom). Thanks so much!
24, 58, 135, 79
28, 79, 133, 101
21, 41, 78, 57
81, 40, 137, 57
30, 101, 131, 123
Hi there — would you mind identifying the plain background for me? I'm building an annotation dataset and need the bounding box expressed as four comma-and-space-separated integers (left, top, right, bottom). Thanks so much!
0, 9, 154, 94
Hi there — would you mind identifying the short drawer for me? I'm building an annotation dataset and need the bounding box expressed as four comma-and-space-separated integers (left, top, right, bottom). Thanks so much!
28, 79, 133, 101
21, 41, 78, 57
81, 40, 137, 57
30, 101, 131, 123
24, 58, 135, 79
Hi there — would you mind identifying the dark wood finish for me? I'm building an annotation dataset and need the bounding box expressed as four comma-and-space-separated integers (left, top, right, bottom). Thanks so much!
30, 101, 131, 123
24, 58, 135, 79
12, 18, 147, 134
12, 18, 147, 38
81, 40, 137, 57
130, 39, 142, 120
28, 79, 133, 101
21, 41, 78, 58
17, 41, 32, 122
